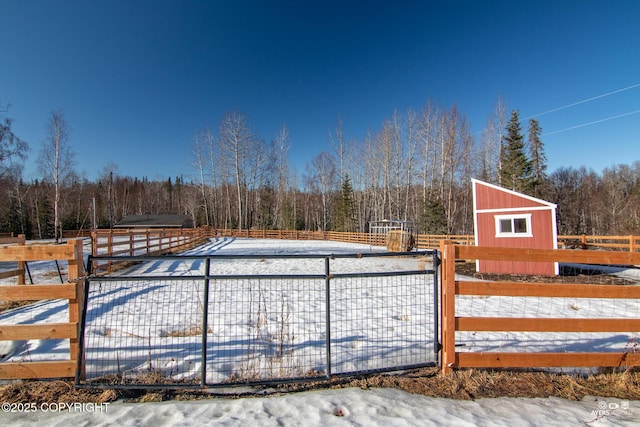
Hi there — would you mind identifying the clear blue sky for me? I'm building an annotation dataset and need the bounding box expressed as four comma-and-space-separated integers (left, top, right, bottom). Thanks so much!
1, 0, 639, 182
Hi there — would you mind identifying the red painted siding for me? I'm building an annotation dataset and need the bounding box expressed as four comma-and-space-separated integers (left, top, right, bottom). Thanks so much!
477, 210, 556, 275
474, 184, 549, 210
474, 180, 557, 276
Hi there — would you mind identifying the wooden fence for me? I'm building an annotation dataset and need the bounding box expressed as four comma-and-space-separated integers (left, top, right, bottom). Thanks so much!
0, 235, 26, 285
439, 241, 640, 374
558, 234, 640, 252
64, 227, 640, 252
213, 229, 474, 248
91, 228, 210, 273
0, 239, 85, 379
211, 229, 640, 252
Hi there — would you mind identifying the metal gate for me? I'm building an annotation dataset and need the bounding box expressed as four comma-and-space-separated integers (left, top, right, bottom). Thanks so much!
77, 249, 439, 389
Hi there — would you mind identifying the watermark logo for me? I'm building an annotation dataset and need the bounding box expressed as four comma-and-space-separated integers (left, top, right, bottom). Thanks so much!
591, 399, 632, 419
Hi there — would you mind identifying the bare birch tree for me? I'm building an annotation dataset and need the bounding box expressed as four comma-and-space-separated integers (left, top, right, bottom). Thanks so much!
191, 129, 212, 226
218, 111, 255, 230
37, 110, 75, 242
480, 97, 507, 184
305, 152, 337, 231
271, 124, 290, 228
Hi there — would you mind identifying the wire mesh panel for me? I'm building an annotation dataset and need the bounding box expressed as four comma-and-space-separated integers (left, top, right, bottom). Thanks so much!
207, 276, 327, 384
330, 272, 436, 374
83, 277, 205, 384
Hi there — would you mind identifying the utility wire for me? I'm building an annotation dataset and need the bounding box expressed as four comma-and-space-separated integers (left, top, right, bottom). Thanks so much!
528, 82, 640, 119
543, 110, 640, 136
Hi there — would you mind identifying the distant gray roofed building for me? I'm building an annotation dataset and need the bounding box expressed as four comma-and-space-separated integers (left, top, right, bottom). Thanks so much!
114, 214, 194, 228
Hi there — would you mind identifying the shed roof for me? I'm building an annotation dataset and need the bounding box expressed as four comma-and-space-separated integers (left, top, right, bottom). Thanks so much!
114, 214, 193, 228
472, 178, 556, 212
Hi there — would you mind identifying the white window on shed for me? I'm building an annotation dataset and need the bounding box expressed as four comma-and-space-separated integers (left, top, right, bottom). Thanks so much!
495, 214, 532, 237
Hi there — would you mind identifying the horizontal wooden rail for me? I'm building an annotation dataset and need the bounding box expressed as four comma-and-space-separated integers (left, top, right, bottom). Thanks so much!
456, 352, 640, 369
455, 245, 640, 264
0, 323, 78, 340
456, 317, 640, 332
457, 281, 640, 298
0, 284, 78, 301
0, 361, 77, 380
0, 268, 23, 280
0, 244, 76, 262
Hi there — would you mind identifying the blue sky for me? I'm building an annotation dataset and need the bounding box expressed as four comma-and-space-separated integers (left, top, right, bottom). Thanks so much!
1, 0, 638, 182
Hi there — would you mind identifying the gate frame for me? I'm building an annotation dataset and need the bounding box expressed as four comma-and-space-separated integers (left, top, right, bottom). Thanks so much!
77, 250, 440, 389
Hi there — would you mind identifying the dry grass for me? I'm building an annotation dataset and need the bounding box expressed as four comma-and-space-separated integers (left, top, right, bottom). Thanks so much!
1, 368, 639, 403
0, 300, 32, 312
160, 325, 213, 338
278, 367, 640, 402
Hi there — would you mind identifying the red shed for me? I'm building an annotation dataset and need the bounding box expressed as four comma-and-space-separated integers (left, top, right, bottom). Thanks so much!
472, 178, 558, 275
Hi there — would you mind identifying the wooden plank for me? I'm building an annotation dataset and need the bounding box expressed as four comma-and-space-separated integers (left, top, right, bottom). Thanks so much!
0, 284, 77, 301
456, 245, 640, 265
0, 244, 75, 262
456, 352, 640, 368
441, 243, 457, 373
456, 281, 640, 298
0, 235, 25, 245
0, 323, 77, 340
456, 317, 640, 332
0, 361, 76, 379
69, 282, 84, 361
0, 269, 23, 280
67, 240, 84, 282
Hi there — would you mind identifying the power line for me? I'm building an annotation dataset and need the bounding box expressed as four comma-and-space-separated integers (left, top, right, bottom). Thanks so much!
528, 83, 640, 119
543, 110, 640, 136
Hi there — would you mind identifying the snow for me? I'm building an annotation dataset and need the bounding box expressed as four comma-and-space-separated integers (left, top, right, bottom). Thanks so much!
0, 387, 637, 426
1, 238, 639, 425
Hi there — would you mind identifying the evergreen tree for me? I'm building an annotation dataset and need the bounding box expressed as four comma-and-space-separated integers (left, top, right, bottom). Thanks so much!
420, 196, 448, 234
333, 175, 356, 232
37, 194, 55, 239
527, 118, 548, 197
500, 110, 533, 193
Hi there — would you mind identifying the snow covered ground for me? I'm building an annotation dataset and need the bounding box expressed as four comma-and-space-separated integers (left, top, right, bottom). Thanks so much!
1, 238, 639, 425
0, 387, 637, 426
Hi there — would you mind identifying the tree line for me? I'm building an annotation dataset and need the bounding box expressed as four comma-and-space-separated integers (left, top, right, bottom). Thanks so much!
1, 100, 639, 240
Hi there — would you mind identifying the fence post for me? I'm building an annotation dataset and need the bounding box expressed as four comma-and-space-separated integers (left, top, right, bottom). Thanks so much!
440, 240, 456, 374
630, 235, 635, 253
107, 230, 113, 273
17, 234, 26, 285
67, 239, 85, 376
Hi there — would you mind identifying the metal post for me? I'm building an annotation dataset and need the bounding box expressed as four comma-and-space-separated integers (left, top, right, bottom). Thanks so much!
201, 258, 211, 387
76, 256, 93, 385
24, 261, 33, 284
325, 256, 332, 379
55, 260, 64, 283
